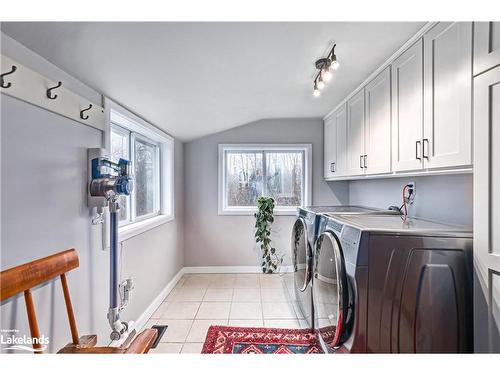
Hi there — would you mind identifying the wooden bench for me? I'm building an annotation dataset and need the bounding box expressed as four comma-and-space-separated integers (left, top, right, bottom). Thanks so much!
0, 249, 157, 354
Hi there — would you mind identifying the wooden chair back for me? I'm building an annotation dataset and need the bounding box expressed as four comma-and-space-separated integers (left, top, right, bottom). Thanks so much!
1, 249, 80, 353
0, 249, 157, 354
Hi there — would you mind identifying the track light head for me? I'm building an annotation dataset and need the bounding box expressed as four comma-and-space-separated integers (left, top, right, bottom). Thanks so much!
331, 54, 339, 70
323, 68, 332, 81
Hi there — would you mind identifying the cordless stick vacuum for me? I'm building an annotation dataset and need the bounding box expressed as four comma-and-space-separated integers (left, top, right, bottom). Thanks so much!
88, 150, 134, 341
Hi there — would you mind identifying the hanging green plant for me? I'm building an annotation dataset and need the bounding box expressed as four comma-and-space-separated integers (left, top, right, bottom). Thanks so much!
254, 196, 283, 274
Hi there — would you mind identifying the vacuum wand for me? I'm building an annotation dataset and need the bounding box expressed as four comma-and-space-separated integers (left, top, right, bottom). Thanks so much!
108, 200, 126, 340
88, 151, 133, 341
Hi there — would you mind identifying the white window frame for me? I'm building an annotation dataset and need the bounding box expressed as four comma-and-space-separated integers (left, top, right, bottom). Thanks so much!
105, 98, 175, 241
218, 144, 312, 216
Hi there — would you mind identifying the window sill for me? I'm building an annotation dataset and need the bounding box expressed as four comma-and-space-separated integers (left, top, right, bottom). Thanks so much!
218, 208, 298, 216
118, 214, 174, 241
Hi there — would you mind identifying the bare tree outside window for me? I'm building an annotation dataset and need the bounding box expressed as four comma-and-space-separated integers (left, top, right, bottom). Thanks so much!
266, 152, 303, 206
226, 152, 263, 206
225, 149, 304, 208
134, 138, 158, 217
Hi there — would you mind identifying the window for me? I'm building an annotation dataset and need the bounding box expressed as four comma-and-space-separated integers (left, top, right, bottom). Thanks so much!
110, 126, 162, 224
107, 99, 174, 238
218, 144, 312, 215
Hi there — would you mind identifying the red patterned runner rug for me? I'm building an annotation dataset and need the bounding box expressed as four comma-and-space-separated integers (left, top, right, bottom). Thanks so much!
201, 325, 323, 354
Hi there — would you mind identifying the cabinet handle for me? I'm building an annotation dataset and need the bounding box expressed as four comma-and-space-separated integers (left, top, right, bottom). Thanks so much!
330, 162, 336, 173
416, 140, 422, 160
364, 155, 367, 169
360, 155, 364, 169
423, 138, 429, 159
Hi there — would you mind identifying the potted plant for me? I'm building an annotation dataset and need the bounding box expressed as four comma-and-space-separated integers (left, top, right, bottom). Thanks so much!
254, 196, 283, 274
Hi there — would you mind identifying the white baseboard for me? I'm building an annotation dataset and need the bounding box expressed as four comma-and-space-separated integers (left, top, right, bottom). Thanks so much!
183, 266, 261, 274
134, 267, 185, 332
183, 265, 294, 274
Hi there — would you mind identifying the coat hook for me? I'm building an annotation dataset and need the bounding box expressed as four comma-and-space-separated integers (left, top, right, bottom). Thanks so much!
80, 104, 92, 120
46, 81, 62, 100
1, 65, 17, 89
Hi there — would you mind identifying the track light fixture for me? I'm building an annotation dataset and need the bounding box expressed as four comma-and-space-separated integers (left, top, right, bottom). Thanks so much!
313, 44, 339, 97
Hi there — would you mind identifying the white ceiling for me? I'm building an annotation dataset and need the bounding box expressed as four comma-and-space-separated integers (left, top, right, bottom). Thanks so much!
1, 22, 425, 141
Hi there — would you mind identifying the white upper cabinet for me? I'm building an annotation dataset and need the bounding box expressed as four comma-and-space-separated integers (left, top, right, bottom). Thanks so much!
335, 104, 348, 177
391, 40, 424, 172
423, 22, 472, 169
346, 89, 366, 176
323, 115, 336, 179
474, 22, 500, 76
323, 22, 475, 181
364, 66, 392, 175
323, 104, 347, 178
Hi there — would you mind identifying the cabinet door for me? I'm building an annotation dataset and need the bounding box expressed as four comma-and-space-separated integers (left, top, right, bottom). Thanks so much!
365, 66, 392, 175
391, 39, 424, 172
323, 115, 336, 179
334, 104, 348, 177
474, 22, 500, 76
473, 65, 500, 352
346, 89, 366, 176
423, 22, 472, 169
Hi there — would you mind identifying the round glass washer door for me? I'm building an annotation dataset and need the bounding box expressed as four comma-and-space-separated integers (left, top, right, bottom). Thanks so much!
292, 218, 312, 293
313, 231, 349, 351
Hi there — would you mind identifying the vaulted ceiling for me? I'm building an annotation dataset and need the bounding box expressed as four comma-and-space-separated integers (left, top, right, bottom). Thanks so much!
1, 22, 425, 140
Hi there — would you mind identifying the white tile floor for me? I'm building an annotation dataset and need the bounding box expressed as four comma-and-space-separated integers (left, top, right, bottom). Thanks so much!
146, 272, 304, 353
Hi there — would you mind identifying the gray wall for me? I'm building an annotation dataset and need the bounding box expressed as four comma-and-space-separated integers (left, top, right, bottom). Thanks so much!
0, 35, 184, 352
183, 118, 349, 267
0, 94, 185, 353
349, 173, 473, 226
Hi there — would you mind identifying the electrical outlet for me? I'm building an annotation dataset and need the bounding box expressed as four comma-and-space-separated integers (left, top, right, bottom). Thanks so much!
407, 181, 416, 204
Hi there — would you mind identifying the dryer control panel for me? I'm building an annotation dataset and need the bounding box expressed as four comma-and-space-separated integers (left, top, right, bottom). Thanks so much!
340, 226, 362, 266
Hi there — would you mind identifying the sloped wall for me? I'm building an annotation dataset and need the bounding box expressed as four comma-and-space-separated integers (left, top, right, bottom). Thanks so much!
0, 33, 184, 353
